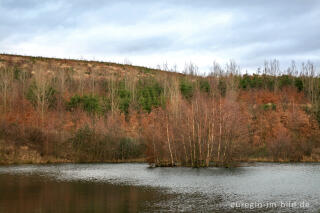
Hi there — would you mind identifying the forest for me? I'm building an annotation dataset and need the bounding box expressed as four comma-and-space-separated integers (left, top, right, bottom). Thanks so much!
0, 54, 319, 167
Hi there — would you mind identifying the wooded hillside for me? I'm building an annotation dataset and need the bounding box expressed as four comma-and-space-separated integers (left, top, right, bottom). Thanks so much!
0, 54, 319, 166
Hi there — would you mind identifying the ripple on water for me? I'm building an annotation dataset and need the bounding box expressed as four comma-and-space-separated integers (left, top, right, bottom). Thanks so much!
0, 163, 319, 212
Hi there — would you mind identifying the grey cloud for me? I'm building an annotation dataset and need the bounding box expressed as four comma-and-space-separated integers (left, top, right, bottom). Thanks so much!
0, 0, 319, 71
86, 36, 174, 54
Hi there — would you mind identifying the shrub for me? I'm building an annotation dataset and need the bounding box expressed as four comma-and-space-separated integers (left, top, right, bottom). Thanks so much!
218, 79, 227, 96
66, 94, 101, 114
13, 67, 21, 80
240, 74, 265, 89
70, 125, 95, 161
265, 76, 275, 91
199, 79, 210, 93
294, 78, 303, 92
81, 95, 100, 114
239, 74, 250, 89
279, 75, 293, 88
26, 83, 57, 109
118, 88, 131, 114
137, 80, 163, 112
117, 138, 145, 160
66, 94, 82, 111
251, 75, 263, 88
24, 127, 46, 154
70, 125, 145, 161
180, 79, 194, 99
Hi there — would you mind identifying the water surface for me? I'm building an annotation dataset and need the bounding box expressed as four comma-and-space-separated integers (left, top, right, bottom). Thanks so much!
0, 163, 319, 212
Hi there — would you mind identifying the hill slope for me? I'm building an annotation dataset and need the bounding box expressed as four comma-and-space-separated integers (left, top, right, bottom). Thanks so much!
0, 54, 319, 166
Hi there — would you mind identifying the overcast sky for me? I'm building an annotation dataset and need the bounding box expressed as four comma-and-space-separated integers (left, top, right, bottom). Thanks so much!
1, 0, 319, 73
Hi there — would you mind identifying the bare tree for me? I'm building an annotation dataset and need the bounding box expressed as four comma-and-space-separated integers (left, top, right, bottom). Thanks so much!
0, 67, 13, 113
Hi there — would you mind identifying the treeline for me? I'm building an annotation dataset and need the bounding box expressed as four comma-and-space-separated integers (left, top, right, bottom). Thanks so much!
0, 55, 319, 166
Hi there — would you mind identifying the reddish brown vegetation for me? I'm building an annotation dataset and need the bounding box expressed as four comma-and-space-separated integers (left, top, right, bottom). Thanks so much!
0, 54, 319, 166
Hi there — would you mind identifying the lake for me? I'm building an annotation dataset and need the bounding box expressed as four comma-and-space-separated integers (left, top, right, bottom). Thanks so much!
0, 163, 319, 212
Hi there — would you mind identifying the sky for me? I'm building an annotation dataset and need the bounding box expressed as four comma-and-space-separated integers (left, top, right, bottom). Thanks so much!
0, 0, 320, 73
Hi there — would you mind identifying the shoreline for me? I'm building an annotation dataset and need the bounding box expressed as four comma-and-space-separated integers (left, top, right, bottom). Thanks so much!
1, 158, 319, 166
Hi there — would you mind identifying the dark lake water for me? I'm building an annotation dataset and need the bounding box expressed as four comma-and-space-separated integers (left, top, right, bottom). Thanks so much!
0, 163, 319, 213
